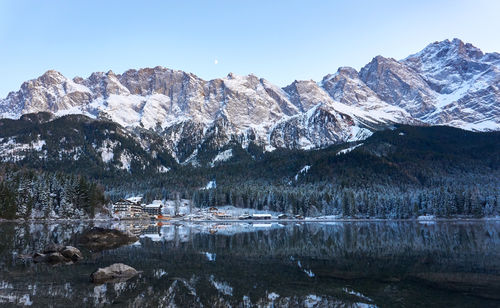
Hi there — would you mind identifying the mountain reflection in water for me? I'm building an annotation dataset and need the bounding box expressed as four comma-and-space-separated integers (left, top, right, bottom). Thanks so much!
0, 221, 499, 307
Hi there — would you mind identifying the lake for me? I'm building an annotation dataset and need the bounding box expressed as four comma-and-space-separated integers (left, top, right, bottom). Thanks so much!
0, 220, 499, 307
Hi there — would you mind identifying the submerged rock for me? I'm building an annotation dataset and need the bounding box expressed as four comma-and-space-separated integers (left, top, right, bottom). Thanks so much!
91, 263, 139, 284
80, 227, 139, 251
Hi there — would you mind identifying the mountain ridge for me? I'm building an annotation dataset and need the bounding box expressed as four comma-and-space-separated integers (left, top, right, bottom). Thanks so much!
1, 38, 499, 162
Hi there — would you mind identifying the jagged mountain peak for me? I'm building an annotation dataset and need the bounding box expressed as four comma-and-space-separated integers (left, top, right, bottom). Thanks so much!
368, 55, 399, 66
396, 39, 499, 130
321, 67, 358, 85
336, 66, 359, 77
38, 69, 66, 84
402, 38, 491, 84
406, 38, 484, 63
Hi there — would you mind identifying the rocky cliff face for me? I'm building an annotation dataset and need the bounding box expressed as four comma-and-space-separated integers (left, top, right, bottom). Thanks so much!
1, 38, 499, 163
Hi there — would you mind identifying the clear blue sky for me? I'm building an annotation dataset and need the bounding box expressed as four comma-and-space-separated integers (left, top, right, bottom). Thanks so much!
1, 0, 499, 97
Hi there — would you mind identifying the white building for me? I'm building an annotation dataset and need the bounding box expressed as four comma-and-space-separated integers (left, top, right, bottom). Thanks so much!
113, 198, 143, 218
143, 200, 163, 216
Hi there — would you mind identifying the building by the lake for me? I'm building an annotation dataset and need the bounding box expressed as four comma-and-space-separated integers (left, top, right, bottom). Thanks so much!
143, 200, 163, 217
112, 197, 164, 218
112, 197, 144, 218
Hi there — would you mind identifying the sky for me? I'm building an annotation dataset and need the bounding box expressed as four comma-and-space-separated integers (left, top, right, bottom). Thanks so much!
1, 0, 500, 97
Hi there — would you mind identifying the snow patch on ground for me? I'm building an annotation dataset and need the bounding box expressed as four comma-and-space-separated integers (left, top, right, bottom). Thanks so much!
297, 260, 315, 277
97, 140, 119, 164
457, 119, 500, 131
209, 275, 233, 296
209, 149, 233, 167
267, 292, 280, 300
0, 137, 47, 162
161, 199, 191, 216
337, 143, 363, 155
304, 294, 322, 308
343, 288, 373, 302
157, 165, 170, 173
101, 149, 114, 163
294, 165, 311, 181
31, 139, 46, 151
204, 252, 216, 261
202, 180, 217, 190
181, 149, 200, 167
348, 126, 373, 142
118, 151, 132, 171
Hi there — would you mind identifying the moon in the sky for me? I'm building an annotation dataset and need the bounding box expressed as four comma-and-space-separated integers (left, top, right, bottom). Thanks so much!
214, 59, 218, 65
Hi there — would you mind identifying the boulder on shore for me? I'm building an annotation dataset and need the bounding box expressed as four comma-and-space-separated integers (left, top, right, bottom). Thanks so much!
80, 227, 139, 251
91, 263, 139, 284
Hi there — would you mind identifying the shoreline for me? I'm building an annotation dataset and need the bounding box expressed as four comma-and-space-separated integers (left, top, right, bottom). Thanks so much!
1, 217, 499, 223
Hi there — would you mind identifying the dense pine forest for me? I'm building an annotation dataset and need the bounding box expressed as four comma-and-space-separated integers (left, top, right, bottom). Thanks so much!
0, 118, 499, 219
185, 126, 500, 218
0, 165, 107, 219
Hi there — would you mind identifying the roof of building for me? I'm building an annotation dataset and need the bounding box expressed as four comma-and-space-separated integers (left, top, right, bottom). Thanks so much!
127, 196, 143, 203
144, 204, 162, 208
114, 199, 134, 204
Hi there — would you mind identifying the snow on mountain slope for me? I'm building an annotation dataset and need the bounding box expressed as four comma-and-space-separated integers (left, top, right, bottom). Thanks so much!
359, 55, 437, 118
0, 68, 372, 160
1, 38, 499, 162
269, 104, 371, 150
321, 67, 418, 127
0, 70, 94, 118
402, 38, 500, 130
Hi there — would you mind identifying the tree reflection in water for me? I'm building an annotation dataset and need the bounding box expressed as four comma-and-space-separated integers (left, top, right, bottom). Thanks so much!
0, 221, 499, 307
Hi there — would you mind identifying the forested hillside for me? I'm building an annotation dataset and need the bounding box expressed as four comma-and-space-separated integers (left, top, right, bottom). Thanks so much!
0, 114, 498, 218
185, 126, 500, 218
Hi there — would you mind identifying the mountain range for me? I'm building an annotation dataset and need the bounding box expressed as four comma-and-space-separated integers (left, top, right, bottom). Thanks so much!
0, 38, 499, 166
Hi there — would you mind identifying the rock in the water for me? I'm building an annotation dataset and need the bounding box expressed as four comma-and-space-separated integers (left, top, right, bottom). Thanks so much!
80, 227, 139, 251
43, 243, 65, 254
33, 252, 48, 263
45, 252, 67, 264
33, 244, 83, 264
91, 263, 139, 284
61, 246, 83, 261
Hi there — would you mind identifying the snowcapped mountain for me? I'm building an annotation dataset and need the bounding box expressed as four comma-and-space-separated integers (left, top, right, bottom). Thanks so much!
402, 38, 500, 130
0, 38, 499, 163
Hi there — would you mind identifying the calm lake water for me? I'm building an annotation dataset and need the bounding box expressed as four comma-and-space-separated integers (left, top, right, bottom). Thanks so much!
0, 220, 499, 307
